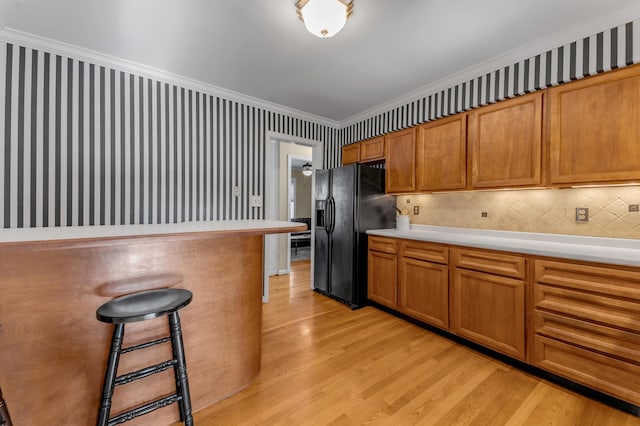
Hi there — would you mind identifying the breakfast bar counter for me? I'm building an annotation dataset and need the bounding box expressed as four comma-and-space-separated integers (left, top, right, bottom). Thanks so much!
0, 220, 305, 426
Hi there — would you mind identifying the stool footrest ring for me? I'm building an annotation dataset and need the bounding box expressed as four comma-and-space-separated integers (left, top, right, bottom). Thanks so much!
121, 336, 172, 354
107, 393, 181, 426
115, 359, 178, 386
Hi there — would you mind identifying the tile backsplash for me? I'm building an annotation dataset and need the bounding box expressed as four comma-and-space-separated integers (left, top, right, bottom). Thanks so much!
397, 186, 640, 240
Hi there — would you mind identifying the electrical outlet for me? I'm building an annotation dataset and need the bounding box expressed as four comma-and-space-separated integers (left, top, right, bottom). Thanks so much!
575, 207, 589, 222
481, 212, 488, 217
413, 206, 419, 215
629, 204, 639, 212
232, 186, 240, 197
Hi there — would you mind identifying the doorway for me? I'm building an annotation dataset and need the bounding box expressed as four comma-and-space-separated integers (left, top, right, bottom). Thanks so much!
288, 156, 313, 263
263, 131, 323, 303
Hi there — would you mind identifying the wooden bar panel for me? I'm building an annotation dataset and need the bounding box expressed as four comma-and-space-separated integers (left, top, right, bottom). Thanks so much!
0, 234, 265, 426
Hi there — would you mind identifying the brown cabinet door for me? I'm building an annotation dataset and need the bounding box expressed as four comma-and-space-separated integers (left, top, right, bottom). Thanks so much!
342, 143, 360, 165
399, 257, 449, 329
451, 268, 526, 360
549, 65, 640, 184
385, 128, 416, 193
360, 137, 385, 163
368, 249, 398, 309
468, 92, 543, 188
416, 114, 467, 191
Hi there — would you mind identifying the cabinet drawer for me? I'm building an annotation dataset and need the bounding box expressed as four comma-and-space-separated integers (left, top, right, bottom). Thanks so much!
534, 334, 640, 406
368, 236, 398, 254
534, 259, 640, 300
534, 283, 640, 333
400, 240, 448, 264
534, 310, 640, 363
453, 248, 525, 279
360, 137, 384, 162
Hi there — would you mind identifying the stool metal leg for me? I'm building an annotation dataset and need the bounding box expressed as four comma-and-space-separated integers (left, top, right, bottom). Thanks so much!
0, 387, 13, 426
97, 323, 125, 426
168, 311, 193, 426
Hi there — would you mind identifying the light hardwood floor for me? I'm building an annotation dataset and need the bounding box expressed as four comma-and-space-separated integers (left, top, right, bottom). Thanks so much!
186, 260, 640, 425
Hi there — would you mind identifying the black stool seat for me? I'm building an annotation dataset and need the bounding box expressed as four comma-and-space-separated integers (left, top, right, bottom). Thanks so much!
97, 288, 192, 323
96, 287, 194, 426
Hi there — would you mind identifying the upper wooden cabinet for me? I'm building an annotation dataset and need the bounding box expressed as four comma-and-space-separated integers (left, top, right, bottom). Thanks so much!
360, 137, 385, 163
549, 65, 640, 185
341, 143, 360, 165
468, 92, 543, 188
385, 128, 416, 193
416, 113, 467, 191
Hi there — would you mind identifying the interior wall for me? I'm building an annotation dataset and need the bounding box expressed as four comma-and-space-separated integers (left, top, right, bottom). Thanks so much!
278, 142, 312, 272
397, 186, 640, 239
0, 41, 337, 228
292, 169, 312, 218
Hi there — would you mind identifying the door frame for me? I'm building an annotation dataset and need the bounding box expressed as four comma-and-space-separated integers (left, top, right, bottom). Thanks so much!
263, 131, 324, 303
286, 153, 312, 270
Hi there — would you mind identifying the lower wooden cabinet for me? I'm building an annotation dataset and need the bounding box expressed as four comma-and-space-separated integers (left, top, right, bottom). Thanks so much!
367, 236, 640, 407
368, 241, 398, 309
532, 258, 640, 405
399, 256, 449, 329
451, 268, 526, 360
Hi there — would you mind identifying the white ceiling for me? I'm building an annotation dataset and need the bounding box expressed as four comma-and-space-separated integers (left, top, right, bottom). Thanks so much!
1, 0, 640, 122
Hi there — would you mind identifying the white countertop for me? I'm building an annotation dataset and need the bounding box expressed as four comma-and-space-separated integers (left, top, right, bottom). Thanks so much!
0, 220, 305, 243
367, 225, 640, 267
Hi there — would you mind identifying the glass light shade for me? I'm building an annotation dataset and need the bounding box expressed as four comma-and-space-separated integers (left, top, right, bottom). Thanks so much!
302, 163, 313, 176
300, 0, 348, 38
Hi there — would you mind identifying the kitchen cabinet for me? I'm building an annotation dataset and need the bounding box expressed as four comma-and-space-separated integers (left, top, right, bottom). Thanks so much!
549, 64, 640, 185
416, 113, 467, 191
385, 128, 416, 193
451, 248, 526, 360
398, 240, 449, 329
367, 236, 398, 309
468, 92, 543, 188
360, 137, 385, 163
532, 259, 640, 405
341, 143, 360, 165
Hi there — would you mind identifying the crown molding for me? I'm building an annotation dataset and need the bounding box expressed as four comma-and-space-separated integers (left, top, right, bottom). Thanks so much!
340, 4, 640, 127
0, 27, 340, 129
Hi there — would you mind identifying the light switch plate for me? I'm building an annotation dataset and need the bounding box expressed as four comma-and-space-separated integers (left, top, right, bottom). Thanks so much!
250, 195, 263, 208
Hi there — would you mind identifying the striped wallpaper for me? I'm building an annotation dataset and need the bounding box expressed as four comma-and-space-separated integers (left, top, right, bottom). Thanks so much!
0, 41, 338, 228
2, 17, 640, 229
339, 18, 640, 145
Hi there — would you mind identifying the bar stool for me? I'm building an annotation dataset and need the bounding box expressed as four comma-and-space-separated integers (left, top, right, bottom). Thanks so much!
0, 387, 12, 426
96, 288, 194, 426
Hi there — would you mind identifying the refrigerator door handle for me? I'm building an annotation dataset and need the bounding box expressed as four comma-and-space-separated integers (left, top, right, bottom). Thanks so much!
326, 197, 333, 234
330, 197, 337, 234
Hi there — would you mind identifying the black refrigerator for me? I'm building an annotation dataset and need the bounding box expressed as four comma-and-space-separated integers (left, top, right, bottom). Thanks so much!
313, 164, 396, 308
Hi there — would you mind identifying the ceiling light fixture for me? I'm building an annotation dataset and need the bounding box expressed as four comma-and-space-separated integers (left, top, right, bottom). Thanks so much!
296, 0, 353, 38
302, 163, 313, 176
